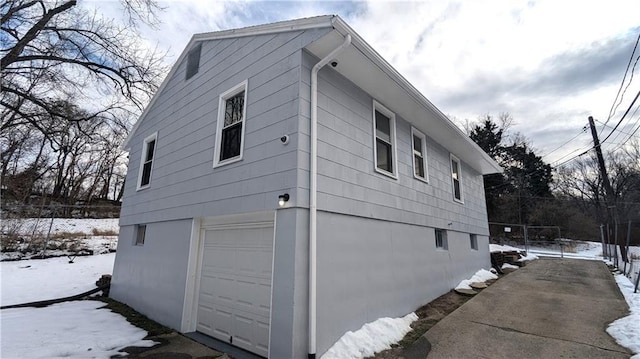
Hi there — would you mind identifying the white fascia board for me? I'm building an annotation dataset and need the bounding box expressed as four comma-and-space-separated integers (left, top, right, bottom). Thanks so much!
193, 15, 334, 42
331, 17, 503, 175
122, 15, 336, 151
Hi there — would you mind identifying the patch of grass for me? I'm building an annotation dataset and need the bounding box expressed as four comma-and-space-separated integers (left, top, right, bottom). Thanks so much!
51, 231, 88, 239
93, 297, 172, 337
401, 290, 472, 346
91, 228, 118, 236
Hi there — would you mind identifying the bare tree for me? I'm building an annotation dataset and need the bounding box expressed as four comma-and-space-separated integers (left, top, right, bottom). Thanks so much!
1, 0, 166, 135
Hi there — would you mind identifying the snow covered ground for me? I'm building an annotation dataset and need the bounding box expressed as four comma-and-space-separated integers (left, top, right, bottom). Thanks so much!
1, 253, 116, 306
2, 301, 155, 358
1, 218, 119, 261
0, 253, 157, 358
607, 274, 640, 358
3, 218, 119, 235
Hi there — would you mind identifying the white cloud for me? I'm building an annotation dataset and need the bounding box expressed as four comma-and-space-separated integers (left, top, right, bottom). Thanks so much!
81, 0, 640, 162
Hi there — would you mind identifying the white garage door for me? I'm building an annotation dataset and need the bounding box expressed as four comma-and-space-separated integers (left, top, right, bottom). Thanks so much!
196, 220, 274, 357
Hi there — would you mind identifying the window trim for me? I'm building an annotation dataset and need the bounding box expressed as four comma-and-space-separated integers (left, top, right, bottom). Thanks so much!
136, 132, 158, 191
435, 228, 448, 250
450, 154, 464, 203
372, 100, 398, 179
185, 43, 202, 80
411, 127, 429, 183
134, 224, 146, 246
213, 80, 248, 168
470, 234, 478, 251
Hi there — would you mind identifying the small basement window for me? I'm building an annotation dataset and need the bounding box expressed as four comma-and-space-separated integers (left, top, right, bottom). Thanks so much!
214, 81, 248, 168
411, 127, 428, 182
435, 229, 448, 250
451, 154, 463, 203
137, 133, 157, 190
372, 101, 397, 177
185, 44, 202, 80
470, 234, 478, 250
135, 224, 146, 246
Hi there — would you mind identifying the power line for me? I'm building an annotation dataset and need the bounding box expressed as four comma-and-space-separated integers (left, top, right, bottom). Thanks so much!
609, 105, 640, 151
603, 30, 640, 130
551, 142, 593, 167
541, 125, 588, 159
600, 89, 640, 145
607, 54, 640, 132
595, 118, 636, 138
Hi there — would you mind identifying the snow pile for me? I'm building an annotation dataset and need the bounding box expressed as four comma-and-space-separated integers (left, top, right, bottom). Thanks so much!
321, 313, 418, 359
518, 253, 539, 261
501, 263, 519, 270
607, 274, 640, 358
455, 269, 498, 290
1, 300, 156, 358
1, 253, 116, 306
489, 244, 523, 253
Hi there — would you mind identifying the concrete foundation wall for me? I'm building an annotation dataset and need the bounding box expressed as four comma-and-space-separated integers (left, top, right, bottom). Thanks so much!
315, 211, 490, 357
110, 219, 193, 330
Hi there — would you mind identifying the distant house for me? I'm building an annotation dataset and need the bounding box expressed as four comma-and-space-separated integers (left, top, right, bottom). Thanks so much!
111, 15, 502, 359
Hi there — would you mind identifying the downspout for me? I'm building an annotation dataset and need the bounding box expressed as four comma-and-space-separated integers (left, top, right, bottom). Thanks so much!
309, 33, 351, 359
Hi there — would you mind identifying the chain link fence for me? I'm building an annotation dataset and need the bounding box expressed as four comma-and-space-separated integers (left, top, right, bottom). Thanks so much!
1, 204, 120, 261
604, 243, 640, 293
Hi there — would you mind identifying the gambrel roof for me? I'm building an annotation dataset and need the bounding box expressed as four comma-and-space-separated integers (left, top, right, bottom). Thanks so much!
124, 15, 502, 175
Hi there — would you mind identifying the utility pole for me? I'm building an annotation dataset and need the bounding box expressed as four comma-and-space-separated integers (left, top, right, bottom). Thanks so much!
587, 116, 626, 262
587, 116, 615, 201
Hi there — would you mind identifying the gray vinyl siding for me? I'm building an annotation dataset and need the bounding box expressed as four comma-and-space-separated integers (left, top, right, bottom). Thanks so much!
300, 51, 489, 235
120, 28, 331, 226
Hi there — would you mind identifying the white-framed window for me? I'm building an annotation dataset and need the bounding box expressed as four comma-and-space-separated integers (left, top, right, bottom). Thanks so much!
372, 101, 397, 178
411, 127, 428, 182
134, 224, 146, 246
435, 229, 448, 250
213, 80, 248, 168
470, 234, 478, 250
137, 132, 157, 190
450, 154, 463, 203
185, 43, 202, 80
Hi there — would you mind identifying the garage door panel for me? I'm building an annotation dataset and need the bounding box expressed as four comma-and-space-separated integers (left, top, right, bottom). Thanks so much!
236, 248, 271, 277
203, 247, 236, 273
197, 219, 273, 357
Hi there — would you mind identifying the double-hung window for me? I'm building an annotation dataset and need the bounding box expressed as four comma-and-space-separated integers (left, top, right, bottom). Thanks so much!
411, 127, 428, 182
214, 80, 247, 167
451, 154, 463, 203
373, 101, 397, 177
137, 133, 157, 190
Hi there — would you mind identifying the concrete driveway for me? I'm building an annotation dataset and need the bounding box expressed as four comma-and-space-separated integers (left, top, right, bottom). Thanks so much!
425, 258, 631, 358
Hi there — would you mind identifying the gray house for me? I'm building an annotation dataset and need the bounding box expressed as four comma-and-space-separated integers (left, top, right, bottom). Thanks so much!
111, 15, 502, 359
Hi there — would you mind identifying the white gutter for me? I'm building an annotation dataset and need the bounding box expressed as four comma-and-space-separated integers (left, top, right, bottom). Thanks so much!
309, 33, 351, 359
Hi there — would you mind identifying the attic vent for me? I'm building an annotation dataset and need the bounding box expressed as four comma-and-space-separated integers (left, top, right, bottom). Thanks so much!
185, 43, 202, 80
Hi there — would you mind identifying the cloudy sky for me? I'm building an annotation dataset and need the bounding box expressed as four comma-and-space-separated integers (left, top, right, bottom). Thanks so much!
88, 0, 640, 165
